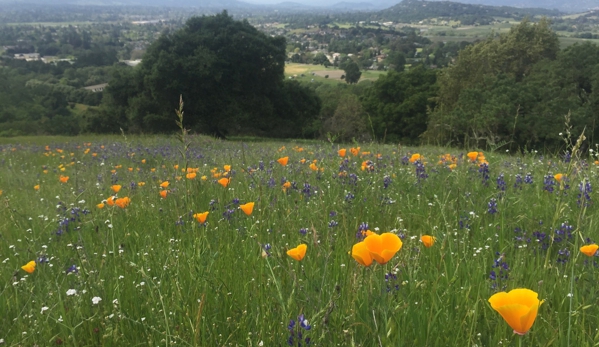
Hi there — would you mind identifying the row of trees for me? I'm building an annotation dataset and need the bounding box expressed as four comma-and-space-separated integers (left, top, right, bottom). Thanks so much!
1, 12, 598, 152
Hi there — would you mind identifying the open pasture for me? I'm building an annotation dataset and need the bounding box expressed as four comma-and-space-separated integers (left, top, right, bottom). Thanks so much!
1, 136, 599, 346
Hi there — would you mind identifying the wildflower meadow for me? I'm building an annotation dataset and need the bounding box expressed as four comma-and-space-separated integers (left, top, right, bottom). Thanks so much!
1, 132, 599, 346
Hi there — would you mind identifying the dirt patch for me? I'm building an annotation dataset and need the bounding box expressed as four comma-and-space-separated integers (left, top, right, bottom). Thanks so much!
285, 64, 312, 75
312, 70, 345, 80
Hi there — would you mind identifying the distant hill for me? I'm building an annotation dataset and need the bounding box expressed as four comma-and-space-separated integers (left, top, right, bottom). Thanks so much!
425, 0, 599, 13
377, 0, 563, 24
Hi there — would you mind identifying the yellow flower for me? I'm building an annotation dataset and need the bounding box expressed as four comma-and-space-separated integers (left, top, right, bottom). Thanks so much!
138, 182, 146, 186
240, 202, 255, 216
193, 211, 209, 224
363, 233, 402, 264
488, 288, 544, 335
97, 202, 105, 209
224, 165, 231, 172
277, 157, 289, 166
201, 175, 207, 181
21, 260, 36, 274
160, 181, 169, 189
287, 244, 307, 261
421, 235, 435, 248
580, 244, 599, 257
111, 185, 122, 193
351, 242, 373, 267
309, 163, 318, 171
186, 172, 197, 179
34, 185, 40, 190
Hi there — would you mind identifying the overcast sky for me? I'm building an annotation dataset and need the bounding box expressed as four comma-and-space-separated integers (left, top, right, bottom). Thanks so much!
243, 0, 372, 5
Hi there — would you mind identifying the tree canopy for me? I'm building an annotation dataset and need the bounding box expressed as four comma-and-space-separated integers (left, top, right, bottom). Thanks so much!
97, 11, 319, 138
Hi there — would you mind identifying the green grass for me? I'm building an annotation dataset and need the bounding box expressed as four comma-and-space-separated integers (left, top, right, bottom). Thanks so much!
285, 63, 385, 85
1, 134, 598, 346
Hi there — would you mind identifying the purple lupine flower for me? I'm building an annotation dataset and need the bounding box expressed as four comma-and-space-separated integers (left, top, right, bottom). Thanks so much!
496, 173, 506, 191
487, 198, 498, 215
524, 173, 533, 184
577, 179, 592, 207
543, 175, 556, 193
479, 163, 490, 185
554, 222, 573, 243
415, 161, 428, 182
557, 248, 570, 264
383, 175, 392, 189
299, 228, 308, 235
345, 192, 355, 201
513, 174, 523, 190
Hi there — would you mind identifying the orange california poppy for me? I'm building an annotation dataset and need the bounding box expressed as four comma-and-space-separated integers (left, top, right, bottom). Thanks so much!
106, 196, 116, 206
467, 151, 479, 162
97, 202, 105, 209
111, 185, 122, 193
186, 172, 197, 179
554, 173, 564, 182
409, 154, 422, 163
488, 288, 544, 335
240, 202, 255, 216
287, 244, 307, 261
421, 235, 436, 248
160, 181, 169, 189
224, 165, 231, 172
115, 197, 131, 209
59, 175, 69, 183
34, 185, 40, 190
282, 181, 291, 191
350, 147, 360, 156
580, 244, 599, 257
218, 178, 230, 188
138, 182, 146, 186
277, 157, 289, 166
160, 190, 168, 199
351, 242, 373, 267
338, 148, 347, 157
193, 212, 209, 224
309, 163, 318, 171
363, 233, 403, 264
21, 260, 36, 274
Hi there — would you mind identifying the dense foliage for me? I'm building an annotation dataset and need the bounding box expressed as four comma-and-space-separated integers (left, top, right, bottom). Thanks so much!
427, 18, 599, 150
94, 12, 319, 138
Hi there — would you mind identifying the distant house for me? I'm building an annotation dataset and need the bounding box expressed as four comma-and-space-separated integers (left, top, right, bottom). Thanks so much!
84, 83, 108, 93
14, 53, 40, 61
122, 59, 142, 67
